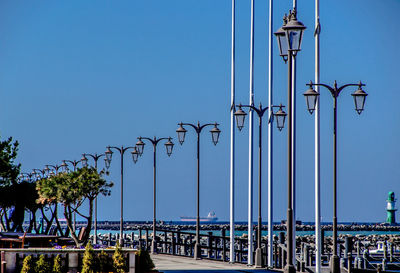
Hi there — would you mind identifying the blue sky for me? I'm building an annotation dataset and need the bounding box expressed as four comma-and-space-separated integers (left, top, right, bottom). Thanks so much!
0, 0, 398, 223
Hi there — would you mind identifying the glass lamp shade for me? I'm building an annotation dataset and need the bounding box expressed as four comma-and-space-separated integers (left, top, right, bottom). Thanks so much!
165, 137, 174, 157
274, 106, 287, 131
136, 138, 145, 156
105, 147, 113, 163
282, 16, 306, 54
81, 155, 88, 168
176, 123, 187, 145
352, 85, 368, 115
274, 26, 288, 61
210, 124, 221, 146
131, 147, 139, 164
104, 158, 111, 169
303, 86, 320, 114
234, 106, 247, 131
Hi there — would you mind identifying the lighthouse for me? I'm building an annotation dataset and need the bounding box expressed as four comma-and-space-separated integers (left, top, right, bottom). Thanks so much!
386, 191, 397, 224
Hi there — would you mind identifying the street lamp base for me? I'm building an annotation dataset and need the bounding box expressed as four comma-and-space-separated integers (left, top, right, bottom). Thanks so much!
118, 238, 124, 247
330, 255, 340, 273
151, 239, 157, 254
284, 264, 296, 273
255, 247, 263, 268
194, 243, 201, 259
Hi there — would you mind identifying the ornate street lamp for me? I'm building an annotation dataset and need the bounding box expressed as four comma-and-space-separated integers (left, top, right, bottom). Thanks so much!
234, 103, 286, 266
176, 121, 220, 259
63, 159, 83, 232
136, 136, 174, 253
105, 145, 139, 246
303, 80, 367, 273
275, 8, 306, 273
80, 153, 107, 245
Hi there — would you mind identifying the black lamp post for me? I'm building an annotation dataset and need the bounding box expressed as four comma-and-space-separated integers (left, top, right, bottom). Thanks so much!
80, 153, 107, 245
62, 159, 83, 233
275, 8, 306, 273
105, 145, 139, 246
304, 80, 367, 273
176, 121, 221, 259
234, 103, 286, 267
135, 136, 174, 253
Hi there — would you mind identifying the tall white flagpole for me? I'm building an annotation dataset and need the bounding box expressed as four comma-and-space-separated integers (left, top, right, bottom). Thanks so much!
247, 0, 255, 266
229, 0, 236, 263
315, 0, 321, 271
267, 0, 274, 267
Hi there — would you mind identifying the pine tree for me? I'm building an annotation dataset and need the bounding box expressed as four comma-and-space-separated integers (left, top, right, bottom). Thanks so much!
137, 250, 155, 273
20, 255, 35, 273
97, 250, 111, 273
113, 242, 127, 273
81, 241, 96, 273
35, 255, 51, 273
53, 254, 63, 273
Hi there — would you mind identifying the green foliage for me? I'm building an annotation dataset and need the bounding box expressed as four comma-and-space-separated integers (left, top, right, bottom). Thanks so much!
35, 255, 51, 273
20, 255, 35, 273
81, 241, 96, 273
113, 242, 127, 273
53, 254, 63, 273
37, 167, 112, 206
0, 136, 20, 187
137, 249, 155, 273
0, 136, 21, 231
97, 250, 112, 273
36, 167, 113, 245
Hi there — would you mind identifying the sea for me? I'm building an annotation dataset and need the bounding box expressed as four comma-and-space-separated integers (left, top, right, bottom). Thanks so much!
93, 221, 400, 237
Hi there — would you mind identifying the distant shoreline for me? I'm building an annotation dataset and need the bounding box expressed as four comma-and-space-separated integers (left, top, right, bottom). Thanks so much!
84, 221, 400, 231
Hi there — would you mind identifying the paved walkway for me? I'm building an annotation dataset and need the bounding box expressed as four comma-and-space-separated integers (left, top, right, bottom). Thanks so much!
151, 254, 277, 272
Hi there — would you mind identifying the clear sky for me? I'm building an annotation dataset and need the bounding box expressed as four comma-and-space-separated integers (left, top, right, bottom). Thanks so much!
0, 0, 398, 223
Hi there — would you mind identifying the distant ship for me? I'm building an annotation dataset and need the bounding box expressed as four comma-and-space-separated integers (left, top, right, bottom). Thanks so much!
180, 211, 218, 223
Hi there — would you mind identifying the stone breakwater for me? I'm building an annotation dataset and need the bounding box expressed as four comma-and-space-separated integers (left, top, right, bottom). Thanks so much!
93, 222, 400, 232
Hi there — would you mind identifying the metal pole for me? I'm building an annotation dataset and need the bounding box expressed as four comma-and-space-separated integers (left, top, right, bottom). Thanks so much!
285, 50, 295, 273
314, 0, 321, 271
229, 0, 235, 263
248, 0, 255, 265
94, 159, 98, 245
267, 0, 274, 267
255, 115, 263, 267
291, 0, 297, 265
120, 148, 124, 246
229, 0, 236, 264
331, 96, 340, 273
195, 130, 201, 259
152, 144, 157, 253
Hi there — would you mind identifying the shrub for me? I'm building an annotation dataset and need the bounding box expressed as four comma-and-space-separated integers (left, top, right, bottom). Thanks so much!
20, 255, 35, 273
53, 254, 63, 273
137, 250, 155, 273
82, 241, 96, 273
113, 242, 127, 273
97, 250, 112, 273
35, 255, 51, 273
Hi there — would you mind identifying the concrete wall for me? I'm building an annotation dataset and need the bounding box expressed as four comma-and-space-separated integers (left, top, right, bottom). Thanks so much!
0, 248, 137, 273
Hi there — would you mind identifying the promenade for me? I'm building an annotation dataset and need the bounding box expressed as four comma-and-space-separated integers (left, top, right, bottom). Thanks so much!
150, 254, 275, 272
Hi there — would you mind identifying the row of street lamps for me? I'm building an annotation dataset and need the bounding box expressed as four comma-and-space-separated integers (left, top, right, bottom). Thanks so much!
21, 121, 221, 250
